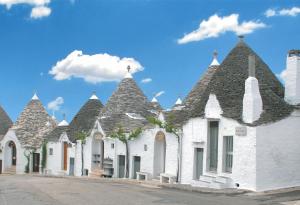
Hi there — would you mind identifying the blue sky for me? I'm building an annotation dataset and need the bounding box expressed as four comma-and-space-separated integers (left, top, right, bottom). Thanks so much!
0, 0, 299, 122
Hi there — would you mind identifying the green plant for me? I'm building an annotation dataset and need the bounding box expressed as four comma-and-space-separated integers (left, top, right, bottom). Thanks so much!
110, 126, 142, 178
76, 131, 88, 176
147, 115, 181, 182
24, 151, 31, 173
41, 141, 47, 172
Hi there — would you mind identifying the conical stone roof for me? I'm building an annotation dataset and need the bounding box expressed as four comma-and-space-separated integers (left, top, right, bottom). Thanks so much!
100, 77, 157, 135
68, 97, 103, 142
0, 105, 13, 140
168, 40, 294, 126
12, 97, 56, 149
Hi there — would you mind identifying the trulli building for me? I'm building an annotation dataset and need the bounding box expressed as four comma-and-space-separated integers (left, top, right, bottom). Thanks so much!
0, 94, 56, 174
44, 94, 104, 177
168, 38, 300, 191
100, 72, 178, 180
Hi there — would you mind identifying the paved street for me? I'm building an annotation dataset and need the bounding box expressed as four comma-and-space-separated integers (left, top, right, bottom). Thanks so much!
0, 175, 300, 205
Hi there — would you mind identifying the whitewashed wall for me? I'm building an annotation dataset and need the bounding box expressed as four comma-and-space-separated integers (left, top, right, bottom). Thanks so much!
256, 110, 300, 191
103, 127, 178, 179
180, 94, 258, 190
1, 130, 26, 174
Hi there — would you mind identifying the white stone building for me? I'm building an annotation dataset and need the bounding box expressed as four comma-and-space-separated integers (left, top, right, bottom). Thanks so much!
43, 94, 104, 177
0, 94, 56, 174
97, 72, 178, 180
168, 38, 300, 191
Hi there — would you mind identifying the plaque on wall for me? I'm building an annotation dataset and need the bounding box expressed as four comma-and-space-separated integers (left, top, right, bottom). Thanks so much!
235, 126, 247, 136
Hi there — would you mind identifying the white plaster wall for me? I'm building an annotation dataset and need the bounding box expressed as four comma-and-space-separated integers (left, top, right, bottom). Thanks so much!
256, 111, 300, 191
1, 130, 26, 174
46, 142, 63, 175
180, 94, 258, 191
75, 140, 82, 177
104, 128, 178, 179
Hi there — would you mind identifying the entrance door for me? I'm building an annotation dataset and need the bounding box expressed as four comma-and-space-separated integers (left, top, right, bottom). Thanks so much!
63, 142, 68, 171
33, 153, 40, 172
0, 160, 2, 174
69, 158, 75, 176
194, 148, 203, 180
118, 155, 125, 178
133, 156, 141, 179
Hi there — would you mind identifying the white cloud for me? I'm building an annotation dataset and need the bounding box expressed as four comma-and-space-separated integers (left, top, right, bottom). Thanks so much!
277, 69, 288, 83
0, 0, 50, 9
264, 9, 276, 18
49, 50, 144, 84
155, 91, 165, 98
30, 6, 51, 19
47, 97, 64, 112
141, 78, 152, 84
265, 7, 300, 17
0, 0, 52, 19
177, 14, 266, 44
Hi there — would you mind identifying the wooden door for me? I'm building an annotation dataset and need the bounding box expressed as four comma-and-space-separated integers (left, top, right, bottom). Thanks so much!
133, 156, 141, 179
63, 142, 68, 171
33, 153, 40, 172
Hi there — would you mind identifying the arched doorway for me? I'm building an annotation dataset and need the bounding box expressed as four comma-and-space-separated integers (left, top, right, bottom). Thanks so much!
92, 133, 104, 171
4, 141, 17, 172
153, 131, 166, 178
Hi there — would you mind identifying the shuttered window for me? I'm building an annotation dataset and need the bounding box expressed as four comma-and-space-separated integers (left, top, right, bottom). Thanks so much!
209, 121, 219, 172
224, 136, 233, 173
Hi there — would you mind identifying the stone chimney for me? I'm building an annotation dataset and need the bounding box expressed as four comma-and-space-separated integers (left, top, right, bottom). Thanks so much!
242, 55, 263, 123
284, 50, 300, 105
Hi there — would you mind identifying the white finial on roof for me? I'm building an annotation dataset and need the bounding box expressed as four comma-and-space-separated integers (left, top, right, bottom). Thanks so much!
51, 111, 56, 120
175, 98, 182, 105
58, 113, 69, 126
90, 91, 99, 100
210, 50, 220, 66
124, 65, 133, 78
32, 93, 39, 100
151, 97, 158, 103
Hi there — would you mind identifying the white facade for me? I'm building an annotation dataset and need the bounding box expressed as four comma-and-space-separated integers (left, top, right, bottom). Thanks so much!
180, 91, 300, 191
104, 127, 178, 180
46, 133, 73, 176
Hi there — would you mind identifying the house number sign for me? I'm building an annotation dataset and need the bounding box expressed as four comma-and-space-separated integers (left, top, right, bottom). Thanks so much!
235, 126, 247, 136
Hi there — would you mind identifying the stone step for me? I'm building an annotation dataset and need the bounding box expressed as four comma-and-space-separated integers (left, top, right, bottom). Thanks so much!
199, 175, 216, 183
214, 176, 231, 184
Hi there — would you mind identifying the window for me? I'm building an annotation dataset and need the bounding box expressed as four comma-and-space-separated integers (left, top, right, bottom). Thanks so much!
209, 121, 219, 172
111, 143, 114, 149
223, 136, 233, 173
144, 144, 147, 151
49, 148, 53, 155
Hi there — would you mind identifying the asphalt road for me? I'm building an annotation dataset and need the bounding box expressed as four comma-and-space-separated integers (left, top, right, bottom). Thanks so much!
0, 175, 300, 205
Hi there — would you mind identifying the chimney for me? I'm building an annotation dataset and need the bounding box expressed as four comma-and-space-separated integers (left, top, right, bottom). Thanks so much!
242, 55, 263, 124
284, 50, 300, 105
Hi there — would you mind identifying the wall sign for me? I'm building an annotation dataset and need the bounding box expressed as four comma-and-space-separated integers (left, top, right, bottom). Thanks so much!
235, 126, 247, 136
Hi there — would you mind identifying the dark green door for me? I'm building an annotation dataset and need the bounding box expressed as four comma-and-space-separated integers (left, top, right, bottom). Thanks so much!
118, 155, 125, 178
195, 148, 203, 179
69, 158, 75, 176
133, 156, 141, 179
